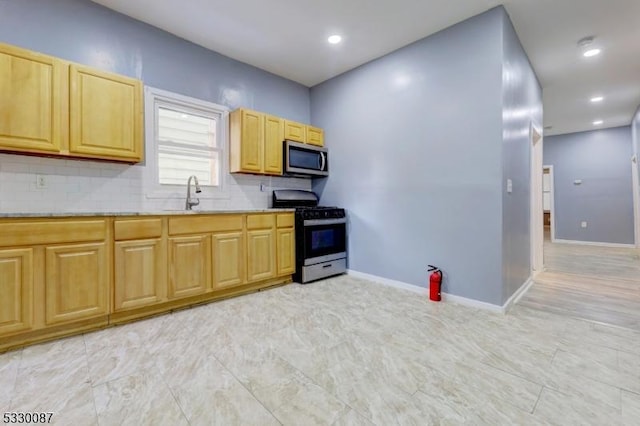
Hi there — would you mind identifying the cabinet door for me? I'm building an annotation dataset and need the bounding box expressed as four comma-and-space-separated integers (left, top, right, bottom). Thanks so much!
276, 228, 295, 276
114, 239, 165, 311
69, 65, 143, 162
235, 109, 264, 173
284, 120, 306, 143
246, 229, 276, 282
264, 114, 283, 175
212, 232, 244, 290
306, 126, 324, 147
0, 44, 65, 154
45, 243, 108, 325
0, 248, 33, 336
168, 235, 210, 299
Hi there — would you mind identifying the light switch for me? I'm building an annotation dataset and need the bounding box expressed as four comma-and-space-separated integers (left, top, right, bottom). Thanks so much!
581, 221, 587, 228
506, 179, 513, 193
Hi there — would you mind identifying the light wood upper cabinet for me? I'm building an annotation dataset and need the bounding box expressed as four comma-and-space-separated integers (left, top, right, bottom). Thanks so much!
0, 42, 143, 163
0, 248, 34, 336
264, 114, 284, 175
168, 235, 211, 299
0, 43, 66, 155
212, 232, 244, 290
306, 126, 324, 147
230, 108, 264, 173
114, 239, 165, 312
69, 65, 143, 162
45, 242, 108, 325
284, 120, 306, 143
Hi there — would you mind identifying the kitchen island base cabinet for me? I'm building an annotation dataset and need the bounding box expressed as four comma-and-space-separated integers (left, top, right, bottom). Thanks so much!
0, 248, 34, 336
45, 243, 108, 325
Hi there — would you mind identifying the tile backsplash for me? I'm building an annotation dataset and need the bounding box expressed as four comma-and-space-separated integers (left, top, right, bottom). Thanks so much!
0, 153, 311, 213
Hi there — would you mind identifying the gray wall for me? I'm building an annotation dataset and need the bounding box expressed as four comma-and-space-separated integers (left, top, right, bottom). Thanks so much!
500, 11, 543, 302
311, 8, 506, 304
0, 0, 309, 122
544, 126, 634, 244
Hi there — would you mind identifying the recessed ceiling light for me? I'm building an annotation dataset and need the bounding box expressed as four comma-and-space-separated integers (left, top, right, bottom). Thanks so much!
593, 120, 603, 125
327, 35, 342, 44
583, 48, 601, 57
590, 96, 604, 103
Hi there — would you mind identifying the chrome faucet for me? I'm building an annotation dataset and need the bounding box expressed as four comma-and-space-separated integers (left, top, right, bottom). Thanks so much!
185, 175, 201, 210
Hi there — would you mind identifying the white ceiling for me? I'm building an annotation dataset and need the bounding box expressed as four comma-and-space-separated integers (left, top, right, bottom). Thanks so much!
91, 0, 640, 136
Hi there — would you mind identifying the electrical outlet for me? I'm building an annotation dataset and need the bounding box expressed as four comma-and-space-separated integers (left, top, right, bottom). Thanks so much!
259, 182, 266, 192
36, 174, 47, 189
581, 221, 587, 228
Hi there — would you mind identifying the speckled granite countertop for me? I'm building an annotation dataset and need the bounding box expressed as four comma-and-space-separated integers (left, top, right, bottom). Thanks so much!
0, 209, 295, 218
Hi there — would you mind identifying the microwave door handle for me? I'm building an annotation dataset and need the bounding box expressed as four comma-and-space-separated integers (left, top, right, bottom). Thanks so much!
320, 152, 326, 171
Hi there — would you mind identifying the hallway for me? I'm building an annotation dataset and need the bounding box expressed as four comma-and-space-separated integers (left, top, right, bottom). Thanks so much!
518, 239, 640, 331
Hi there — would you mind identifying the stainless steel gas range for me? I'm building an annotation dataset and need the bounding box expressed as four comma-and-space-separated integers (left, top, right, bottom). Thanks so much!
272, 190, 347, 283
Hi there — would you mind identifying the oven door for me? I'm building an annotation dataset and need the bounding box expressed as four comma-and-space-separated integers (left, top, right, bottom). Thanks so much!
302, 218, 346, 265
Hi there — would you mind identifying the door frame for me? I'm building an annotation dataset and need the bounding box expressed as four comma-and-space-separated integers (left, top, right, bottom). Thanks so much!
543, 165, 556, 243
632, 154, 640, 248
530, 122, 544, 276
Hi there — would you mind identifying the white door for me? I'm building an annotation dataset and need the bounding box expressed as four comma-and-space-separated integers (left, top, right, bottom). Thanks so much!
531, 124, 544, 275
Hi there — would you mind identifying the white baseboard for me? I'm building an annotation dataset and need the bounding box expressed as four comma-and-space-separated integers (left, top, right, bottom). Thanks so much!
440, 292, 505, 313
503, 277, 534, 313
347, 269, 505, 313
553, 238, 635, 248
347, 269, 428, 295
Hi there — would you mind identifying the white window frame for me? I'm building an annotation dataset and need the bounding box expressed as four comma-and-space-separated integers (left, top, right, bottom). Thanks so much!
144, 86, 230, 200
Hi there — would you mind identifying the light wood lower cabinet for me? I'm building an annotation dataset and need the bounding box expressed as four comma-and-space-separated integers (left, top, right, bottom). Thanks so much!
247, 229, 276, 282
212, 232, 244, 290
45, 242, 108, 325
0, 213, 296, 351
168, 235, 211, 299
114, 239, 165, 311
0, 248, 34, 335
277, 228, 295, 276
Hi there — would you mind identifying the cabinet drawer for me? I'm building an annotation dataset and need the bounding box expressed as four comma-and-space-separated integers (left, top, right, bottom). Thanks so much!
0, 219, 106, 247
114, 218, 162, 240
247, 214, 275, 230
276, 214, 294, 228
169, 215, 242, 236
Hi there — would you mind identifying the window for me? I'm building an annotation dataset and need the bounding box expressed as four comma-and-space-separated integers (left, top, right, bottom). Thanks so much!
145, 87, 228, 194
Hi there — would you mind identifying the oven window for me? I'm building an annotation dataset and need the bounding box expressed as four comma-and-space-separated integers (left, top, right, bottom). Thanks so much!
304, 223, 346, 259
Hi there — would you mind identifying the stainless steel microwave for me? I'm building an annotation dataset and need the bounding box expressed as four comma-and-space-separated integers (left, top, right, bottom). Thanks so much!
284, 140, 329, 177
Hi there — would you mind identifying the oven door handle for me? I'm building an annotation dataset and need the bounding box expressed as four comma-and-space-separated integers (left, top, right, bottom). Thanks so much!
303, 218, 347, 226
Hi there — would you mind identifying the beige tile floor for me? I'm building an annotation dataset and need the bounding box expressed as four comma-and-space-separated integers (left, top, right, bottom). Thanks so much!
2, 275, 640, 425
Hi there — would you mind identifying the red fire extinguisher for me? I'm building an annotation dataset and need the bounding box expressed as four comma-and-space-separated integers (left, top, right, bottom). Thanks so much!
428, 265, 442, 302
